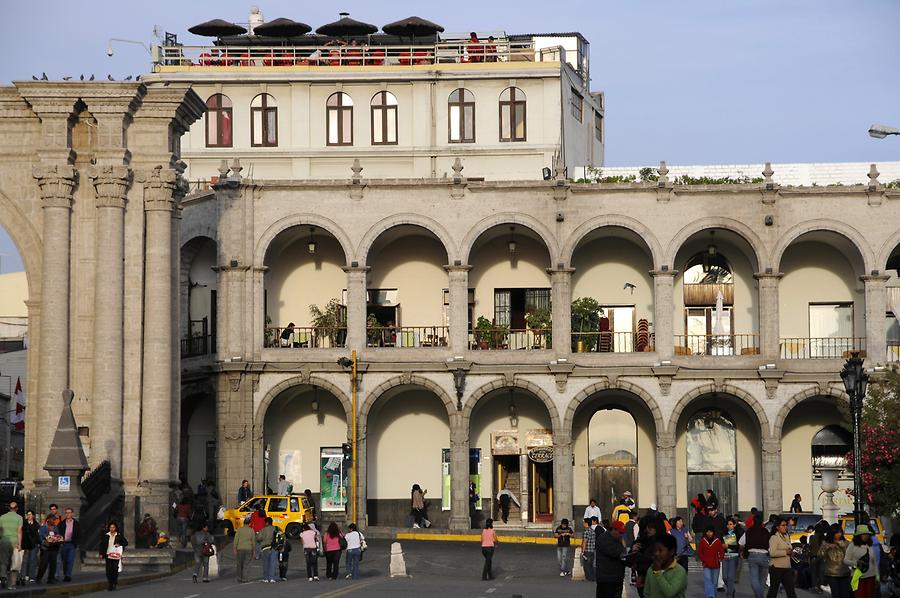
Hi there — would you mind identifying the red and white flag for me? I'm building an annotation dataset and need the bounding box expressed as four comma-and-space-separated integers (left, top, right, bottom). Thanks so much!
10, 378, 24, 432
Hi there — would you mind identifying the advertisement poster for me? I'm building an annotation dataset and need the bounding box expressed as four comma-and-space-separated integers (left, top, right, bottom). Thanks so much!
441, 448, 482, 511
279, 449, 301, 485
320, 447, 349, 512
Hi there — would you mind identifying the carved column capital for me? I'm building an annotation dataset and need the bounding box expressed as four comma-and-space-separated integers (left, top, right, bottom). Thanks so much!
138, 165, 178, 211
656, 432, 676, 450
89, 164, 132, 209
33, 164, 77, 209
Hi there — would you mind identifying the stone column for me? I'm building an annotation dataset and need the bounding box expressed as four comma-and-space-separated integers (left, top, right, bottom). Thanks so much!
549, 268, 575, 358
552, 431, 573, 523
88, 165, 131, 479
761, 436, 783, 515
33, 164, 77, 479
448, 418, 470, 530
755, 272, 783, 359
861, 275, 890, 362
218, 370, 255, 506
651, 270, 678, 359
655, 432, 677, 517
355, 419, 369, 528
344, 266, 369, 351
445, 265, 471, 354
138, 166, 179, 525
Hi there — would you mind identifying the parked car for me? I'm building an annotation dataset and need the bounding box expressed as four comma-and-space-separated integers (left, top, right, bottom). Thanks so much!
221, 494, 314, 538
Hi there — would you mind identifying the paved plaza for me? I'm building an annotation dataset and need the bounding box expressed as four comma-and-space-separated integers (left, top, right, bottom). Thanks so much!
79, 539, 821, 598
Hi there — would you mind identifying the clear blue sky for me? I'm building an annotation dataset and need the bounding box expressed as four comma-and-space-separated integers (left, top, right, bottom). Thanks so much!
1, 0, 898, 273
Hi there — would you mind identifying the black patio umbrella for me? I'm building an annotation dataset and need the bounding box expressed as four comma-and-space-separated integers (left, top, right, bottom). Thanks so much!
382, 16, 444, 38
188, 19, 247, 37
253, 17, 312, 37
315, 13, 378, 37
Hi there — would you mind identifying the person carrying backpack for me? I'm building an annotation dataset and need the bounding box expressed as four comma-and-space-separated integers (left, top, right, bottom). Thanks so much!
277, 531, 291, 581
191, 522, 215, 583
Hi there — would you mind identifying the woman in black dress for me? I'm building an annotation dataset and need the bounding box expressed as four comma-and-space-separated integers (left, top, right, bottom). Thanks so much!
98, 521, 128, 591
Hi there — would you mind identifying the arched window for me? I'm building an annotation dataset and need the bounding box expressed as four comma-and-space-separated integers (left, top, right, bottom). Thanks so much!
370, 91, 398, 145
683, 251, 734, 350
499, 87, 526, 141
205, 94, 232, 147
326, 92, 353, 146
686, 409, 737, 516
251, 93, 278, 147
448, 89, 475, 143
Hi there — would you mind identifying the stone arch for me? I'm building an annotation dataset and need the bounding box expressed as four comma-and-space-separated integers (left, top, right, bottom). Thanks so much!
561, 215, 664, 270
0, 186, 42, 299
359, 375, 456, 433
254, 375, 354, 436
773, 220, 875, 274
563, 379, 665, 437
667, 383, 771, 437
460, 212, 560, 267
255, 213, 354, 267
772, 386, 848, 439
181, 223, 217, 246
462, 378, 561, 433
356, 213, 457, 266
664, 217, 768, 271
876, 230, 900, 272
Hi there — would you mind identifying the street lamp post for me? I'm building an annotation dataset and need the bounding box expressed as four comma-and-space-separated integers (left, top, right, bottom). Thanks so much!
868, 124, 900, 139
840, 351, 869, 527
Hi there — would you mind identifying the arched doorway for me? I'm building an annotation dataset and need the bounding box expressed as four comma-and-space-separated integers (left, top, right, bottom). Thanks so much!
886, 246, 900, 361
0, 223, 28, 479
263, 385, 349, 513
588, 408, 637, 514
180, 392, 216, 489
685, 409, 737, 516
180, 237, 217, 357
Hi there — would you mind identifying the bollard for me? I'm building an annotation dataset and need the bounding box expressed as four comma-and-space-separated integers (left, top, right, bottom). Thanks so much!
390, 541, 408, 577
572, 546, 585, 581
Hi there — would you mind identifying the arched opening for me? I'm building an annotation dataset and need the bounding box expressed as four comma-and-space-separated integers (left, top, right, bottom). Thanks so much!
0, 223, 27, 479
675, 394, 762, 516
264, 385, 349, 513
674, 229, 759, 356
572, 391, 658, 517
886, 245, 900, 361
263, 225, 347, 348
180, 392, 216, 490
780, 397, 850, 514
469, 224, 553, 350
779, 231, 866, 358
571, 227, 655, 353
469, 388, 554, 526
180, 237, 217, 357
364, 225, 449, 348
366, 386, 450, 527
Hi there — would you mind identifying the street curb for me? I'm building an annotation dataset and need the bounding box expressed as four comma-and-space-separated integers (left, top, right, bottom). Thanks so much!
395, 532, 582, 546
8, 563, 191, 597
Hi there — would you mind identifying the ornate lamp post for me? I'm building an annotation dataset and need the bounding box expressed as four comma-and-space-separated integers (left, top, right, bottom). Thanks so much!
840, 351, 868, 527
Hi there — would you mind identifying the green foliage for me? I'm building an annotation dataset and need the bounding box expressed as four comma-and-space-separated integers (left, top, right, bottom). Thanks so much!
309, 298, 346, 345
571, 297, 604, 351
524, 306, 552, 330
884, 178, 900, 189
673, 174, 764, 185
474, 316, 493, 346
638, 167, 659, 182
365, 313, 382, 346
570, 166, 764, 185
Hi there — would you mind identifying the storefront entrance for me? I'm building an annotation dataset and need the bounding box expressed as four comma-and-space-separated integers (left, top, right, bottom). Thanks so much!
494, 455, 522, 523
530, 458, 553, 522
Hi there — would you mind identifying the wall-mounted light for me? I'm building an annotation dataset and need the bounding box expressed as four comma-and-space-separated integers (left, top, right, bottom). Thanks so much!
707, 230, 717, 257
307, 227, 317, 254
311, 387, 319, 413
508, 389, 518, 428
508, 226, 517, 255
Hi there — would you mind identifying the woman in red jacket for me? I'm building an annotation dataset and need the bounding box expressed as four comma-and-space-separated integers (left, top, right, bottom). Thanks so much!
698, 526, 725, 598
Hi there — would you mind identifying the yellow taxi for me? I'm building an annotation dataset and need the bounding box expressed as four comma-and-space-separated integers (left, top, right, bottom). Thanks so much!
221, 494, 315, 539
786, 514, 886, 546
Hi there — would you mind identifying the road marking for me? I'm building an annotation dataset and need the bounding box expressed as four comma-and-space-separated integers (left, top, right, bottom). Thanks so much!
486, 588, 496, 593
183, 594, 200, 598
311, 578, 381, 598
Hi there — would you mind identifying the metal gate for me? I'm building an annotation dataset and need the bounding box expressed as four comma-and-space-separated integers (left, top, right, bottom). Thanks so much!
688, 473, 737, 524
589, 465, 637, 518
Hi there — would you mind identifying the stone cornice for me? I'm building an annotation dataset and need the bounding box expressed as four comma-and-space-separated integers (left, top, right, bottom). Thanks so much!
89, 164, 132, 209
33, 163, 77, 208
137, 165, 178, 211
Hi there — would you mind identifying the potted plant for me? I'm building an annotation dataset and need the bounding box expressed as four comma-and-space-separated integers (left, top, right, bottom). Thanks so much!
474, 316, 493, 349
524, 306, 553, 349
490, 322, 509, 350
264, 315, 274, 347
366, 313, 382, 347
309, 298, 347, 347
571, 297, 603, 352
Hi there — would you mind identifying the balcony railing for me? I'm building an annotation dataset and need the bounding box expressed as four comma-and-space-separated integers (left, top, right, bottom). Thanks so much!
181, 334, 214, 358
366, 326, 449, 348
780, 337, 866, 359
469, 328, 551, 350
267, 327, 347, 348
158, 39, 543, 70
572, 331, 655, 353
674, 334, 759, 357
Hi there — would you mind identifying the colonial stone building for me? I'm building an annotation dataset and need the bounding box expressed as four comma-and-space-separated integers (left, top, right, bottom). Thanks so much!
3, 22, 900, 534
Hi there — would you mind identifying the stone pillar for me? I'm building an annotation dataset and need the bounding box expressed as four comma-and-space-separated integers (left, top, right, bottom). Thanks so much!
761, 436, 783, 515
861, 275, 890, 362
355, 419, 368, 528
88, 165, 130, 479
549, 268, 574, 358
32, 164, 77, 480
138, 166, 178, 525
754, 272, 783, 359
344, 266, 369, 351
445, 265, 471, 354
218, 370, 256, 507
552, 431, 573, 524
448, 419, 470, 530
655, 432, 677, 517
651, 270, 678, 359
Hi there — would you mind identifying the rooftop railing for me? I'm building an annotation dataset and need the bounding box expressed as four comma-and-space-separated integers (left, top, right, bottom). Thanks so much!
780, 337, 866, 359
156, 39, 550, 69
674, 334, 759, 357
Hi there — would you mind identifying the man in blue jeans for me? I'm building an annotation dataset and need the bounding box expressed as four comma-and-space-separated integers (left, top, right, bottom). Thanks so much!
742, 513, 771, 598
57, 508, 80, 582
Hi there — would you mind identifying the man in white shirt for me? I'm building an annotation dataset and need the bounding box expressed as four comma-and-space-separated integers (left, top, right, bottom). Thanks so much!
496, 487, 521, 524
583, 498, 602, 522
276, 475, 289, 495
